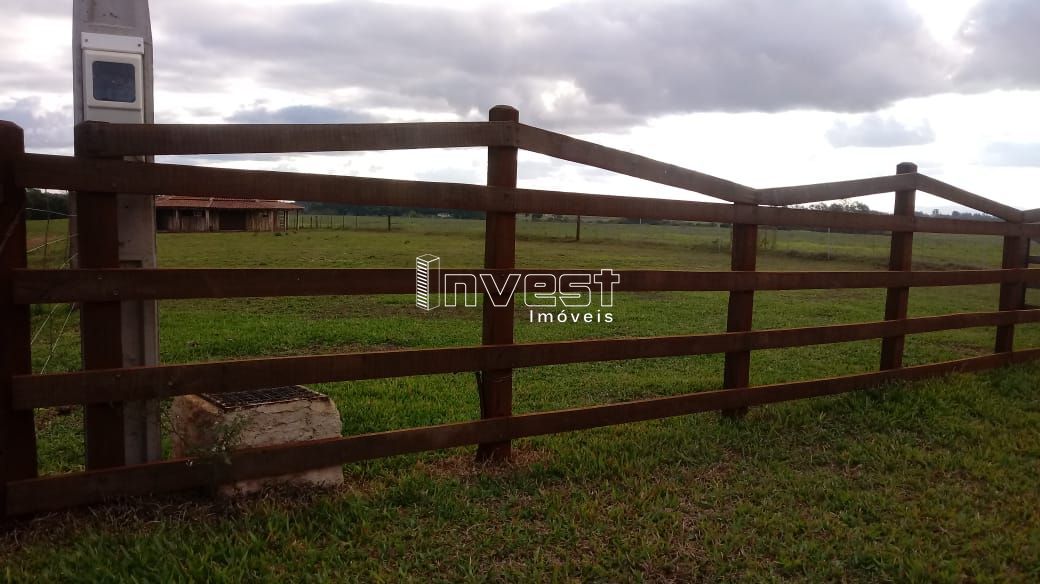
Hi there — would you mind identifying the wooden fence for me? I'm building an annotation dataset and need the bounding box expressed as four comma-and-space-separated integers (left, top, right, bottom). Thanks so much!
2, 107, 1039, 516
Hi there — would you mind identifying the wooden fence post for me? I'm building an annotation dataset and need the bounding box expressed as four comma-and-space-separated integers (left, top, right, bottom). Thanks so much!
996, 233, 1028, 352
477, 105, 518, 461
1, 122, 39, 515
76, 144, 126, 469
880, 162, 917, 370
721, 206, 758, 418
576, 215, 581, 242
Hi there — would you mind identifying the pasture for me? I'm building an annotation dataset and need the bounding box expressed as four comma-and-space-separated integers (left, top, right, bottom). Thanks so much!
4, 216, 1039, 581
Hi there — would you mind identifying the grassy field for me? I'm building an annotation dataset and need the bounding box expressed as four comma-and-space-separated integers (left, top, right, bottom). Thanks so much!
4, 216, 1040, 581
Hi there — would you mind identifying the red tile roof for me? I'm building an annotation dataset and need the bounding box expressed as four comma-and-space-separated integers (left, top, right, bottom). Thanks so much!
155, 196, 303, 211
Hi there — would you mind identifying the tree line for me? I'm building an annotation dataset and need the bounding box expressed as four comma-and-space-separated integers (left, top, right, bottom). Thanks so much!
25, 189, 69, 220
303, 202, 484, 219
20, 191, 999, 224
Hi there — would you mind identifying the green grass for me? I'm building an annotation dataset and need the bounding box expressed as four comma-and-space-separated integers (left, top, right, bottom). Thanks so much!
5, 217, 1040, 581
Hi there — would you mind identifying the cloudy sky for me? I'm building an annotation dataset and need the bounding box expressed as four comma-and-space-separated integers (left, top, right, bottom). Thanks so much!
2, 0, 1039, 211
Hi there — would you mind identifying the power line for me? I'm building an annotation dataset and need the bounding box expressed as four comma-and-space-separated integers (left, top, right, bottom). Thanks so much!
57, 252, 78, 270
29, 190, 70, 198
26, 234, 76, 255
29, 304, 63, 346
39, 303, 76, 375
25, 208, 76, 218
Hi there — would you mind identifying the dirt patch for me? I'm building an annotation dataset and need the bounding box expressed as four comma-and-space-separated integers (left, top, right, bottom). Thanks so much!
412, 445, 552, 480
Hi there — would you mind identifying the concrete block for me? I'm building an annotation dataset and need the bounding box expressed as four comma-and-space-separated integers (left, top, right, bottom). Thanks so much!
170, 386, 343, 495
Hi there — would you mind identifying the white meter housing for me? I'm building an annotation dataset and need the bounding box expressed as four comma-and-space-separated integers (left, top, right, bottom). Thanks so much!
81, 32, 145, 123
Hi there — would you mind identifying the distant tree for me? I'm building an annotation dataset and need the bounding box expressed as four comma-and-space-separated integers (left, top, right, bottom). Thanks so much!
804, 200, 872, 214
25, 189, 69, 219
302, 201, 483, 219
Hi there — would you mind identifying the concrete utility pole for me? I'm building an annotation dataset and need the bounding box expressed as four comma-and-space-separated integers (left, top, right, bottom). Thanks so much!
73, 0, 161, 465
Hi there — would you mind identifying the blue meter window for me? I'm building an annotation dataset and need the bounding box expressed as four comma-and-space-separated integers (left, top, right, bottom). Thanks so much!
92, 61, 136, 103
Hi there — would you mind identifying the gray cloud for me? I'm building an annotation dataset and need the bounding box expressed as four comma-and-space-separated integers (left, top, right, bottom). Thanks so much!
149, 0, 953, 130
415, 167, 484, 184
8, 0, 66, 17
226, 104, 382, 124
4, 0, 1038, 152
158, 153, 314, 166
0, 10, 70, 95
0, 97, 73, 150
981, 142, 1040, 167
0, 68, 70, 97
957, 0, 1040, 89
518, 160, 566, 182
826, 114, 935, 148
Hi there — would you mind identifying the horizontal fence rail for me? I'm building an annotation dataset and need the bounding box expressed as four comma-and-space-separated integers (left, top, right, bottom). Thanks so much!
11, 268, 1040, 303
756, 174, 918, 207
14, 154, 1040, 237
8, 349, 1040, 516
74, 120, 518, 157
71, 120, 1033, 218
514, 124, 756, 204
75, 121, 755, 203
914, 175, 1024, 222
757, 173, 1022, 222
13, 309, 1040, 409
1021, 208, 1040, 223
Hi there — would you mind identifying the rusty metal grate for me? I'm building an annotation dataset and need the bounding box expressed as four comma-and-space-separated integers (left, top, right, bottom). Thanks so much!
201, 386, 324, 410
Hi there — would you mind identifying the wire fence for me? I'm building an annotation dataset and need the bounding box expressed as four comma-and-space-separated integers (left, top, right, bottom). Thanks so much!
38, 303, 77, 375
25, 206, 78, 375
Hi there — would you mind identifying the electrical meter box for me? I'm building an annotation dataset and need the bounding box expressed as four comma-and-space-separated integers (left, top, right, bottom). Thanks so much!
81, 33, 146, 122
74, 2, 153, 127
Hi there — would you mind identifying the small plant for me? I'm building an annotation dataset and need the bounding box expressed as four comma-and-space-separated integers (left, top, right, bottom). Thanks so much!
759, 228, 778, 251
163, 406, 250, 466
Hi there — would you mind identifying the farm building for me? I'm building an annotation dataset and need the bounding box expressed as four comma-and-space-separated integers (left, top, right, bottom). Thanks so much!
155, 196, 303, 232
